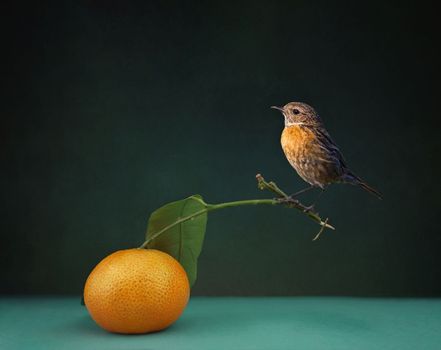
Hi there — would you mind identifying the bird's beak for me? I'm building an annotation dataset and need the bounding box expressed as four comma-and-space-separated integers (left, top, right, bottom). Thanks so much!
270, 106, 284, 112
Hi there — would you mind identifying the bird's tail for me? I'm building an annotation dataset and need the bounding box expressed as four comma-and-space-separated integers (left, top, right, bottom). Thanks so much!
344, 172, 382, 200
357, 181, 382, 200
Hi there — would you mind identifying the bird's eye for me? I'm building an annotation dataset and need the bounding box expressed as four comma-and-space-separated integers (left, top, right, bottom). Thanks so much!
292, 109, 300, 114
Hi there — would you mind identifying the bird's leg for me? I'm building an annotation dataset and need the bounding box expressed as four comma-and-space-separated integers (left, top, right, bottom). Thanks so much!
277, 186, 316, 208
304, 188, 325, 211
289, 185, 315, 198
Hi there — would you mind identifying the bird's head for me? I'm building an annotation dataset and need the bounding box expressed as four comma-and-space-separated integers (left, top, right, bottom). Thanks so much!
271, 102, 321, 127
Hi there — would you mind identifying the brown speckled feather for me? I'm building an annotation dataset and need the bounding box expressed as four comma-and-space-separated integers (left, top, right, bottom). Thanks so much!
281, 125, 344, 188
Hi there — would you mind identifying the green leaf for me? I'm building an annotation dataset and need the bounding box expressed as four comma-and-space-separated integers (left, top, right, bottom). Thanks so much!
145, 195, 208, 287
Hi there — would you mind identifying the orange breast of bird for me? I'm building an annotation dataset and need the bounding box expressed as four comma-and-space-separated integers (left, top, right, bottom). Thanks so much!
281, 125, 335, 187
281, 125, 316, 158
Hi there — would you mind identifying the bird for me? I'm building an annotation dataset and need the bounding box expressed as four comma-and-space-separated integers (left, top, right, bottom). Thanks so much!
271, 102, 382, 200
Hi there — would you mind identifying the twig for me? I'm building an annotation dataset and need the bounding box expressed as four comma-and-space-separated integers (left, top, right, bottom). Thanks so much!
312, 218, 329, 241
256, 174, 335, 238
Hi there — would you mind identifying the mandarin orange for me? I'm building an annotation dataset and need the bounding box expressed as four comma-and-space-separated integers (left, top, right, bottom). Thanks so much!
84, 249, 189, 334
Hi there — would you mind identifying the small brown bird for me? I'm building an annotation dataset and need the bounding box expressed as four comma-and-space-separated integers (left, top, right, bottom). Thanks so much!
271, 102, 381, 199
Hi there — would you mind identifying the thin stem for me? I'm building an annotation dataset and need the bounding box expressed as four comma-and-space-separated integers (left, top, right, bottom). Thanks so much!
139, 198, 278, 249
139, 174, 335, 249
312, 218, 329, 241
207, 198, 277, 211
256, 174, 288, 197
256, 173, 335, 233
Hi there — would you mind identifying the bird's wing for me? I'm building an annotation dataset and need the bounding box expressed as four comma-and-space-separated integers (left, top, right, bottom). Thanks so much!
311, 126, 348, 170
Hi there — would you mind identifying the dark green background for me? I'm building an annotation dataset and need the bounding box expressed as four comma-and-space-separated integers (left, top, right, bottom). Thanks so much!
2, 1, 440, 296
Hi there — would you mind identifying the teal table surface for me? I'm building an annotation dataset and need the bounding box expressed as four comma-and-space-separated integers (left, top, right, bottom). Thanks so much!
1, 297, 440, 350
